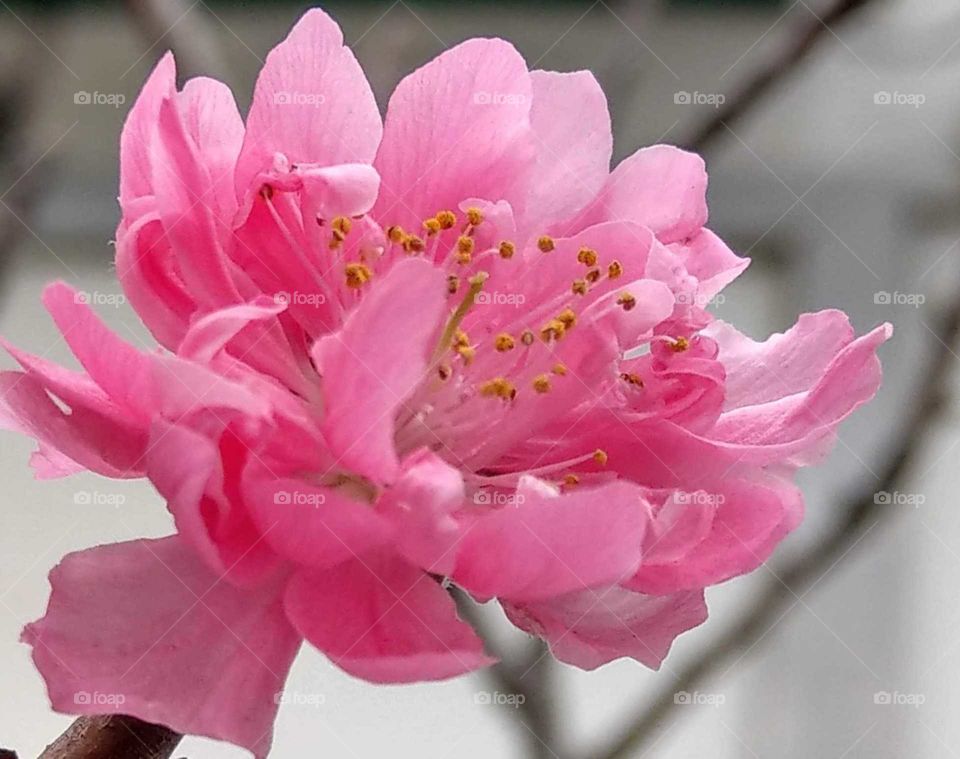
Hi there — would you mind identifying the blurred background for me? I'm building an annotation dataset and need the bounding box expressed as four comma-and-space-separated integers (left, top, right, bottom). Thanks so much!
0, 0, 956, 756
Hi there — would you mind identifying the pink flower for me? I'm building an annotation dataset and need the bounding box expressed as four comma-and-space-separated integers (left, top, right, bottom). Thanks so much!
1, 8, 891, 757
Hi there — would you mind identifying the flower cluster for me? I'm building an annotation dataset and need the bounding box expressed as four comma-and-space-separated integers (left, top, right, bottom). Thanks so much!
2, 9, 889, 756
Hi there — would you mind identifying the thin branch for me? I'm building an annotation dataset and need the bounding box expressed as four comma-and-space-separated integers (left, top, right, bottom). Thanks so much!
594, 285, 959, 759
38, 715, 181, 759
684, 0, 879, 152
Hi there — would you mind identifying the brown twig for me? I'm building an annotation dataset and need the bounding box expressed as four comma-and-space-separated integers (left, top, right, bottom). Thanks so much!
684, 0, 878, 152
38, 715, 181, 759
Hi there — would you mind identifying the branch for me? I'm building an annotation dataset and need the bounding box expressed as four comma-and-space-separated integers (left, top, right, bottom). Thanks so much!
38, 715, 181, 759
594, 278, 959, 759
684, 0, 878, 152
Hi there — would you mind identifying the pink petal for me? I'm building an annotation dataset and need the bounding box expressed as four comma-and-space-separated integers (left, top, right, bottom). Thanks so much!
504, 586, 707, 670
285, 553, 493, 683
526, 69, 612, 234
568, 145, 708, 244
313, 258, 447, 484
235, 8, 382, 198
453, 479, 648, 602
668, 229, 750, 301
373, 38, 534, 231
23, 537, 301, 758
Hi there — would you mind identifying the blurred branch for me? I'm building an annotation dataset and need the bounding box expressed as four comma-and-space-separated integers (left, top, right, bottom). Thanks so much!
685, 0, 879, 152
454, 589, 563, 759
38, 715, 181, 759
123, 0, 225, 80
595, 301, 958, 759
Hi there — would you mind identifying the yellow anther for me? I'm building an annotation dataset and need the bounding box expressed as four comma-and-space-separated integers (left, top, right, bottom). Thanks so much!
520, 329, 535, 346
423, 217, 442, 236
466, 207, 484, 226
593, 449, 608, 466
671, 336, 690, 352
607, 260, 623, 279
537, 235, 555, 253
572, 278, 588, 295
617, 292, 637, 312
562, 474, 580, 488
453, 329, 470, 348
457, 345, 476, 365
403, 235, 425, 254
386, 225, 405, 243
456, 235, 475, 264
577, 247, 598, 266
494, 333, 516, 352
436, 210, 457, 229
447, 275, 460, 295
332, 216, 352, 235
557, 308, 577, 329
329, 228, 346, 249
438, 363, 452, 381
620, 372, 644, 387
498, 240, 516, 259
585, 268, 601, 283
541, 318, 566, 342
551, 363, 568, 376
345, 262, 372, 289
479, 377, 517, 401
532, 374, 551, 394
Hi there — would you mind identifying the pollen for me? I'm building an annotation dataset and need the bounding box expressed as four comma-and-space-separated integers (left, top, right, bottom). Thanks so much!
423, 217, 442, 236
332, 216, 352, 235
562, 474, 580, 489
617, 292, 637, 311
456, 235, 475, 265
541, 318, 566, 342
466, 207, 484, 226
447, 275, 460, 295
453, 329, 470, 348
457, 345, 476, 365
551, 363, 568, 376
557, 308, 577, 329
498, 241, 516, 259
494, 333, 516, 352
671, 336, 690, 352
538, 235, 555, 253
479, 377, 517, 401
345, 263, 372, 289
585, 268, 601, 283
577, 247, 598, 266
386, 225, 405, 243
620, 372, 643, 387
403, 235, 425, 254
593, 449, 608, 466
520, 329, 535, 346
436, 210, 457, 230
607, 260, 623, 279
572, 278, 588, 295
532, 374, 551, 394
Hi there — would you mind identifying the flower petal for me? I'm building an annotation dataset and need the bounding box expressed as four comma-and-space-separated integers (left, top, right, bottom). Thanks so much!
23, 537, 301, 758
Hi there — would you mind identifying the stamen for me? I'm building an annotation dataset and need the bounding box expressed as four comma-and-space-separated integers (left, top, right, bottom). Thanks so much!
499, 241, 516, 259
494, 333, 516, 352
593, 449, 608, 466
345, 263, 372, 289
607, 260, 623, 279
456, 235, 475, 265
466, 207, 484, 227
479, 377, 517, 401
541, 319, 566, 342
423, 217, 442, 236
403, 235, 425, 254
447, 275, 460, 295
670, 336, 690, 352
557, 308, 577, 329
572, 278, 588, 295
585, 268, 601, 283
532, 374, 551, 393
562, 474, 580, 489
437, 210, 457, 230
551, 363, 567, 376
520, 329, 535, 346
617, 292, 637, 311
332, 216, 352, 235
538, 235, 555, 253
620, 372, 643, 386
386, 225, 405, 243
457, 345, 476, 365
577, 247, 598, 266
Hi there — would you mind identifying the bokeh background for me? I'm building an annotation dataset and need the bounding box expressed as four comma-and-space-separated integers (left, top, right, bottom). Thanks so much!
0, 0, 957, 756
